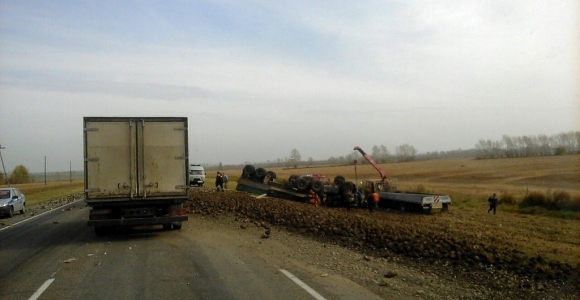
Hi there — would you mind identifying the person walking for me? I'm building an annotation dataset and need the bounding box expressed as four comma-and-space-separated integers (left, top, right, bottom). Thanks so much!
215, 172, 224, 192
222, 173, 229, 189
488, 193, 498, 214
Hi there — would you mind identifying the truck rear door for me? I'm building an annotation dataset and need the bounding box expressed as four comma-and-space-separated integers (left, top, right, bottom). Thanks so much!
85, 118, 188, 200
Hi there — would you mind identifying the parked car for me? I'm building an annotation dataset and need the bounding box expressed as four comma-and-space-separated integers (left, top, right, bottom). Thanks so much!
0, 187, 26, 218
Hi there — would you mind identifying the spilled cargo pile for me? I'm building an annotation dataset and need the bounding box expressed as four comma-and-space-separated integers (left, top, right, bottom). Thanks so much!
185, 189, 579, 298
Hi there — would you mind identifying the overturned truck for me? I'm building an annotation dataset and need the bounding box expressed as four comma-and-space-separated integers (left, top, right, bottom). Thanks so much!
235, 165, 356, 207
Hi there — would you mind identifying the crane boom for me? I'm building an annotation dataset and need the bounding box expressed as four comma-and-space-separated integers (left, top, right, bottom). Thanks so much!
354, 146, 387, 180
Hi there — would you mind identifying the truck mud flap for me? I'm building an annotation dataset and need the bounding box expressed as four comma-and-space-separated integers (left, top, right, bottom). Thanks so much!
87, 216, 188, 227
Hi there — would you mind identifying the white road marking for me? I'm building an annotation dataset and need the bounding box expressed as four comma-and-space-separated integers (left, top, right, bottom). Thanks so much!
28, 278, 55, 300
279, 269, 327, 300
0, 199, 83, 232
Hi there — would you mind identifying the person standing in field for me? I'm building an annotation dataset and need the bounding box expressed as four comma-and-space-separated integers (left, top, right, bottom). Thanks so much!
372, 190, 380, 211
488, 193, 498, 214
367, 186, 376, 213
215, 172, 224, 192
356, 188, 363, 208
222, 173, 229, 189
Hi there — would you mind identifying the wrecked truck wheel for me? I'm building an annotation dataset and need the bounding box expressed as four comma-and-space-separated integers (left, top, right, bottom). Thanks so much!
312, 180, 323, 192
243, 165, 255, 177
333, 176, 345, 186
173, 222, 182, 230
341, 182, 355, 193
288, 174, 299, 185
255, 167, 267, 178
266, 171, 277, 181
295, 178, 310, 191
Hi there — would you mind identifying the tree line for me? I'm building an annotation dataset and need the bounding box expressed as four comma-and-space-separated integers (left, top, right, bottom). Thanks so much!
3, 131, 577, 179
208, 131, 578, 171
474, 131, 580, 159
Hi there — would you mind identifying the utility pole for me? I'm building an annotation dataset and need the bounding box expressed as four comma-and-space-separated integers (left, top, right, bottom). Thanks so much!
44, 156, 47, 185
0, 145, 9, 186
70, 161, 72, 183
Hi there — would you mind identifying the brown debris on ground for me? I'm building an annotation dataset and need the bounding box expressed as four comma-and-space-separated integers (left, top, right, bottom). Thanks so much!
185, 188, 579, 299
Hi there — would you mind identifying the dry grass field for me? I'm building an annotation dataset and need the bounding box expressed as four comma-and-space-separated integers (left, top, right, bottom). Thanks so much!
221, 154, 580, 203
216, 155, 580, 267
1, 180, 84, 206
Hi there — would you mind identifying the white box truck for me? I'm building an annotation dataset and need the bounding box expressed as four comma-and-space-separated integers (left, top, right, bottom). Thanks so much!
84, 117, 189, 235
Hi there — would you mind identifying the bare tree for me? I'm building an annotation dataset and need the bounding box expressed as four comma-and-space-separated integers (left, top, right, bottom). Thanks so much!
289, 149, 301, 168
395, 144, 417, 162
537, 134, 551, 156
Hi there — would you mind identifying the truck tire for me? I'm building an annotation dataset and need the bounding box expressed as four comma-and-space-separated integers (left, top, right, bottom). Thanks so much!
312, 180, 323, 192
400, 203, 406, 212
255, 167, 267, 178
289, 174, 299, 185
295, 178, 310, 191
266, 171, 277, 181
243, 165, 255, 177
334, 176, 345, 186
341, 181, 355, 193
173, 222, 182, 230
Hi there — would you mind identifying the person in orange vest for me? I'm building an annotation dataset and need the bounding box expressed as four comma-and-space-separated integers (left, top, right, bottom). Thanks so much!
309, 190, 320, 206
372, 190, 380, 211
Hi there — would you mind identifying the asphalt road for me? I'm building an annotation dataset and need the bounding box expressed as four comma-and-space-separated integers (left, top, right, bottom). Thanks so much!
0, 201, 383, 300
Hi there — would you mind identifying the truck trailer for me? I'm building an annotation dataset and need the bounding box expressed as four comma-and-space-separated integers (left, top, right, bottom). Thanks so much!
84, 117, 189, 235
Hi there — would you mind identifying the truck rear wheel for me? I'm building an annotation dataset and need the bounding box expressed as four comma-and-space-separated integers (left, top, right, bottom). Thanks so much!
266, 171, 277, 181
295, 178, 310, 191
341, 182, 355, 194
255, 168, 267, 178
312, 180, 323, 192
243, 165, 255, 177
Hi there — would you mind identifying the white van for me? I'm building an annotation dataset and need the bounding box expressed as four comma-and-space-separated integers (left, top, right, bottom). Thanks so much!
189, 164, 206, 187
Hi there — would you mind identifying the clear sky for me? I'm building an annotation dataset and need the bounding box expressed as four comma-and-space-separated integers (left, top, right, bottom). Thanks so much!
1, 0, 579, 173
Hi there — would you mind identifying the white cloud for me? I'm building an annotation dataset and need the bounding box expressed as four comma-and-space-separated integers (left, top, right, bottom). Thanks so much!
1, 0, 578, 172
